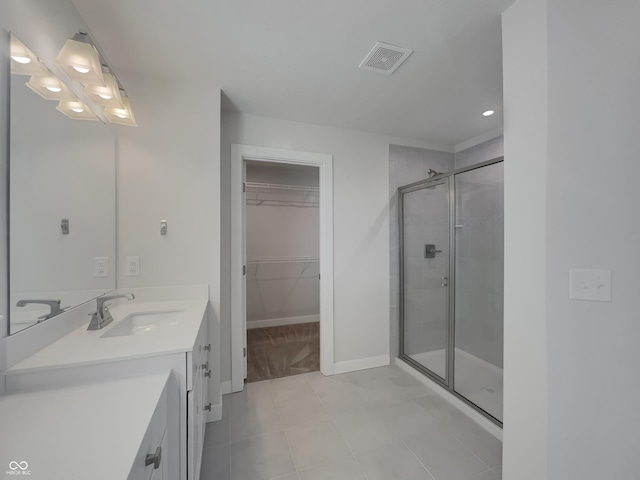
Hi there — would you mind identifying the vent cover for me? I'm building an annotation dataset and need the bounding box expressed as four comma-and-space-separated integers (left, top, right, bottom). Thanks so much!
359, 41, 413, 74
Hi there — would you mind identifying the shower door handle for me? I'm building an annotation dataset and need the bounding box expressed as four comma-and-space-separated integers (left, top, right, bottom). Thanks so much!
441, 277, 449, 287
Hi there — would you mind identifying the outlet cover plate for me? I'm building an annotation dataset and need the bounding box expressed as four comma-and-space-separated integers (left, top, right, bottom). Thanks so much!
569, 269, 612, 302
126, 256, 140, 277
93, 257, 109, 278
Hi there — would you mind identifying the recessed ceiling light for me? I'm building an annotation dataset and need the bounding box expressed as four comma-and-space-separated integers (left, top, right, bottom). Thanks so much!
483, 110, 495, 117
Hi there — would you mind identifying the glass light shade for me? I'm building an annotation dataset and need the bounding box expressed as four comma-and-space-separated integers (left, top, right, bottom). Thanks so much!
83, 73, 123, 107
10, 35, 48, 76
56, 100, 98, 121
104, 96, 137, 126
55, 39, 104, 85
26, 75, 75, 101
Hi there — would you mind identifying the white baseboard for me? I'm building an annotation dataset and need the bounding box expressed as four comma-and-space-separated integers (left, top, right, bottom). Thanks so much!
220, 380, 232, 395
333, 354, 390, 374
394, 357, 503, 440
247, 314, 319, 329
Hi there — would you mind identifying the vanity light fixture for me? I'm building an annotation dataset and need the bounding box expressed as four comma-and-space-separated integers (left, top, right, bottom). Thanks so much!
83, 70, 123, 108
10, 35, 48, 76
103, 95, 137, 127
26, 75, 75, 101
56, 100, 97, 121
55, 33, 104, 86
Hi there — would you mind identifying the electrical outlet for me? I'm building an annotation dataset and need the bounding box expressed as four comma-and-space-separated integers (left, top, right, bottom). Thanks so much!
126, 256, 140, 276
93, 257, 109, 278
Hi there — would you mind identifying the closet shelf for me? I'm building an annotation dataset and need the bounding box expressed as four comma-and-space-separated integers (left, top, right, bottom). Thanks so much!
245, 182, 319, 208
247, 257, 319, 264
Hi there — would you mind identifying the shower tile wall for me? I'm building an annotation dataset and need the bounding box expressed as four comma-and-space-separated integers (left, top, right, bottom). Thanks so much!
389, 145, 454, 358
454, 136, 504, 368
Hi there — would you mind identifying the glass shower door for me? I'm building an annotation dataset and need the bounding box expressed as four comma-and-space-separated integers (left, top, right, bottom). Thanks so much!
453, 162, 504, 422
400, 179, 451, 381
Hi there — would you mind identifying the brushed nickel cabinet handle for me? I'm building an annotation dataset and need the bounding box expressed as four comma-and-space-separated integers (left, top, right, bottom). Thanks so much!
145, 446, 162, 469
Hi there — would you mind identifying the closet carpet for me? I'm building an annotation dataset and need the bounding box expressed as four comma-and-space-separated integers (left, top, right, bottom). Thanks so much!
247, 322, 320, 382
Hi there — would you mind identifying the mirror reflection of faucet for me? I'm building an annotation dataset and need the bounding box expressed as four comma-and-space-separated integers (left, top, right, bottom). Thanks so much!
16, 299, 67, 322
88, 293, 135, 331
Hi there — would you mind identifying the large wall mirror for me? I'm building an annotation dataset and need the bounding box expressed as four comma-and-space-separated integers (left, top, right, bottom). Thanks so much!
8, 33, 116, 335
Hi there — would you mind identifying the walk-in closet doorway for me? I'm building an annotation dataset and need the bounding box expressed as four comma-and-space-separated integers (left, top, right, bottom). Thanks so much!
230, 145, 334, 393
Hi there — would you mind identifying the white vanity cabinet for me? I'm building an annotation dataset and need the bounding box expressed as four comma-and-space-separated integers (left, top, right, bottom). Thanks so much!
4, 300, 211, 480
0, 373, 177, 480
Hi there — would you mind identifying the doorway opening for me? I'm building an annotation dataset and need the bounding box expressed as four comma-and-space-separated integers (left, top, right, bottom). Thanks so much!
244, 161, 320, 382
231, 144, 334, 393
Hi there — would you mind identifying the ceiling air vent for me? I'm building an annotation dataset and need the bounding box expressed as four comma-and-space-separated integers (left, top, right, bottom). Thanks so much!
359, 41, 413, 75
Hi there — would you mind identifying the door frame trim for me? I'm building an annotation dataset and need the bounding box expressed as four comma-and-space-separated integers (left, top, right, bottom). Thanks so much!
230, 144, 334, 392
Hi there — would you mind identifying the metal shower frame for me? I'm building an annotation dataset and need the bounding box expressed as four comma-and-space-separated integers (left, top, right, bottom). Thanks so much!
397, 156, 504, 427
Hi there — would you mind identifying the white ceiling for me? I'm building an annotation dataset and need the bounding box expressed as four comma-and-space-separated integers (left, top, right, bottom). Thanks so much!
71, 0, 515, 148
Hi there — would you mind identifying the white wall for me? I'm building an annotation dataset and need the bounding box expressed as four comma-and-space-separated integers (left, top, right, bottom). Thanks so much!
221, 112, 450, 382
502, 1, 548, 478
545, 0, 640, 478
504, 0, 640, 478
115, 74, 222, 412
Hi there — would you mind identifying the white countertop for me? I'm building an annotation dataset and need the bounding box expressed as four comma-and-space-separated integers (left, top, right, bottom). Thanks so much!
0, 372, 170, 480
6, 299, 207, 374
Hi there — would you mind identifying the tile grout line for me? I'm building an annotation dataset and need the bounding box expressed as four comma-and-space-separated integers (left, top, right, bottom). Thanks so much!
400, 438, 438, 480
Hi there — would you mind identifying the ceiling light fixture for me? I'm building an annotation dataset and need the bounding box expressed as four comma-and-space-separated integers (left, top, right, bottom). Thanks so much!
83, 70, 124, 108
103, 95, 137, 127
483, 110, 495, 117
56, 100, 97, 121
55, 33, 104, 86
26, 75, 75, 101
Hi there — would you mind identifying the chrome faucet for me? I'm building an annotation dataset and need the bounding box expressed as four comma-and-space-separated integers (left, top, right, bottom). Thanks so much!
88, 293, 135, 331
16, 299, 65, 322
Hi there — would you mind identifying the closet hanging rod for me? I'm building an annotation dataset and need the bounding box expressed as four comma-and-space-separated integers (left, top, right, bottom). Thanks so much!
245, 182, 319, 193
246, 199, 319, 208
247, 256, 319, 264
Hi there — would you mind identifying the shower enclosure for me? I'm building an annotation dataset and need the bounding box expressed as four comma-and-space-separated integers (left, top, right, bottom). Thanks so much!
398, 157, 504, 424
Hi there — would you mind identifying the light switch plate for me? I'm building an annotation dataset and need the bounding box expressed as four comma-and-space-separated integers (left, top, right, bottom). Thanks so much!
93, 257, 109, 278
126, 256, 140, 276
569, 269, 612, 302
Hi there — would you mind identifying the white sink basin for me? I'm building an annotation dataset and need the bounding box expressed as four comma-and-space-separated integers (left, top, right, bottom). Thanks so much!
100, 310, 184, 338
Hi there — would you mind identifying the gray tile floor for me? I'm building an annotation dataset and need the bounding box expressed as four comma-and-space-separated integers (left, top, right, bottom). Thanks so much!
200, 366, 502, 480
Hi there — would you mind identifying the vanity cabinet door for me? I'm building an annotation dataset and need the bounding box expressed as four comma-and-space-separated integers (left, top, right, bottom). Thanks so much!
149, 432, 168, 480
187, 368, 203, 479
128, 384, 168, 480
186, 311, 209, 479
